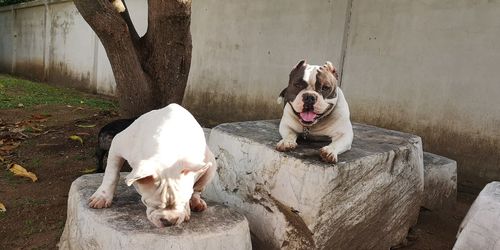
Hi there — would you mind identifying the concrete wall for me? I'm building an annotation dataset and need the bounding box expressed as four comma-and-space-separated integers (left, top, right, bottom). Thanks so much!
0, 0, 498, 192
341, 0, 500, 193
1, 0, 118, 94
184, 0, 350, 124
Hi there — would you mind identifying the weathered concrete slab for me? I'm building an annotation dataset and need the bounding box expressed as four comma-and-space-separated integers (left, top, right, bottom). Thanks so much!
203, 128, 211, 142
205, 120, 424, 249
454, 181, 500, 250
423, 152, 457, 210
59, 173, 251, 250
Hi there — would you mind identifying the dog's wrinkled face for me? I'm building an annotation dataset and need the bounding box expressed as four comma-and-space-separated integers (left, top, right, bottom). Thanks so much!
125, 160, 208, 227
284, 60, 339, 126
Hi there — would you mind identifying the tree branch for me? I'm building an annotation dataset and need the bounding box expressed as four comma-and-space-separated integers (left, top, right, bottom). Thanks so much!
74, 0, 154, 115
142, 0, 192, 106
120, 0, 140, 43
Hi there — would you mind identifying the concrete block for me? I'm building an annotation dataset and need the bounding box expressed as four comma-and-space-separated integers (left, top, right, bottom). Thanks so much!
58, 173, 251, 250
454, 181, 500, 250
423, 152, 457, 210
205, 120, 424, 249
203, 128, 211, 142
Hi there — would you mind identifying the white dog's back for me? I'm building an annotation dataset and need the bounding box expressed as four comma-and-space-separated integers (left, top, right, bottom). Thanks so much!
113, 104, 206, 169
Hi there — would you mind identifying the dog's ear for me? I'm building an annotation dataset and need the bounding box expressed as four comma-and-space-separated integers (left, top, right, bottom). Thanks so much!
277, 88, 287, 105
293, 59, 307, 70
180, 162, 211, 176
323, 61, 339, 80
125, 161, 157, 186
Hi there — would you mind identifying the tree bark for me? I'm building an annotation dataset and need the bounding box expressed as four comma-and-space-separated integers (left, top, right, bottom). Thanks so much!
73, 0, 192, 116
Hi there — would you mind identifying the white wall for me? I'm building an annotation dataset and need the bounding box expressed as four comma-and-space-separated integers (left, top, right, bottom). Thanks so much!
13, 4, 46, 79
184, 0, 349, 123
0, 8, 14, 72
0, 0, 499, 191
1, 0, 112, 93
341, 0, 500, 192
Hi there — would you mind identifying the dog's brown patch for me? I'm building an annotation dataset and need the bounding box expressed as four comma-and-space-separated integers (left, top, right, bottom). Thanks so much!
283, 60, 308, 103
316, 65, 338, 99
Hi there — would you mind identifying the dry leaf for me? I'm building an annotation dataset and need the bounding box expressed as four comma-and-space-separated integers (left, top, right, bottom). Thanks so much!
0, 155, 4, 162
0, 142, 21, 152
0, 202, 5, 212
31, 114, 50, 120
81, 167, 97, 174
69, 135, 83, 144
7, 163, 38, 182
28, 126, 43, 132
9, 127, 25, 133
76, 124, 96, 128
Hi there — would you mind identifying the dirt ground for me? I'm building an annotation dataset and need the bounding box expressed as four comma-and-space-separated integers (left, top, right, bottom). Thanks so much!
0, 104, 122, 249
0, 103, 474, 250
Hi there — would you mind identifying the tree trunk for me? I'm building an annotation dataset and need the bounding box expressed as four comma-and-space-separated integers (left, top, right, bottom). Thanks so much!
73, 0, 192, 116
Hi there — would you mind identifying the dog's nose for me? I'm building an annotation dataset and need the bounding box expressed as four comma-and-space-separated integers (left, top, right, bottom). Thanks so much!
160, 218, 175, 227
303, 93, 316, 105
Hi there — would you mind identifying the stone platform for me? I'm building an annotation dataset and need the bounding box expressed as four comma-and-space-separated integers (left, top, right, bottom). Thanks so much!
204, 120, 424, 249
423, 152, 457, 210
454, 181, 500, 250
58, 174, 251, 250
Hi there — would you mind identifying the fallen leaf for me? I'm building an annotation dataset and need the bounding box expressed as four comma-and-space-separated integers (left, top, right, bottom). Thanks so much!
75, 132, 90, 136
0, 202, 5, 212
7, 163, 38, 182
31, 114, 50, 120
76, 124, 96, 128
9, 127, 25, 133
27, 126, 43, 132
0, 142, 21, 152
69, 135, 83, 144
0, 155, 4, 162
80, 167, 97, 174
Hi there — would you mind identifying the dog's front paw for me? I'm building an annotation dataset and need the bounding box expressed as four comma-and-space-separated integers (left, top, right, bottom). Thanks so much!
320, 146, 338, 163
190, 194, 207, 212
276, 139, 298, 152
88, 186, 114, 209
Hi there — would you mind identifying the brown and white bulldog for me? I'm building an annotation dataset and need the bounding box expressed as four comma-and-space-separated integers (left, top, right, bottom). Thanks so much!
276, 60, 353, 163
88, 104, 216, 227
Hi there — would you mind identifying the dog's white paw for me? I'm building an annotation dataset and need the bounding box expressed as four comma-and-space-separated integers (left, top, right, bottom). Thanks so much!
276, 139, 297, 152
319, 146, 338, 163
190, 194, 207, 212
88, 186, 114, 209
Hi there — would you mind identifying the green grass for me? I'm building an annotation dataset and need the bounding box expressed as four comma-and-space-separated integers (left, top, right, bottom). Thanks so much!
0, 74, 117, 110
29, 158, 41, 168
1, 170, 22, 185
20, 197, 47, 207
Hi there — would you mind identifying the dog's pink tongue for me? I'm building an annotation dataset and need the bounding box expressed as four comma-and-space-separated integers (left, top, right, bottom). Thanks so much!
300, 111, 317, 122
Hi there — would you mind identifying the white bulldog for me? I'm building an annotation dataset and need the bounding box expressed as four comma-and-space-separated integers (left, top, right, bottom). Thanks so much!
88, 104, 216, 227
276, 60, 353, 163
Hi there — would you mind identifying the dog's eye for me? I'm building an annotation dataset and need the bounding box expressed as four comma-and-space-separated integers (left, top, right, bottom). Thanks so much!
321, 86, 331, 92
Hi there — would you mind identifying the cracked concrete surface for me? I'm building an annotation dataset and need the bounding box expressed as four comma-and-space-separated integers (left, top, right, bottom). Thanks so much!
204, 120, 424, 249
58, 173, 251, 250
